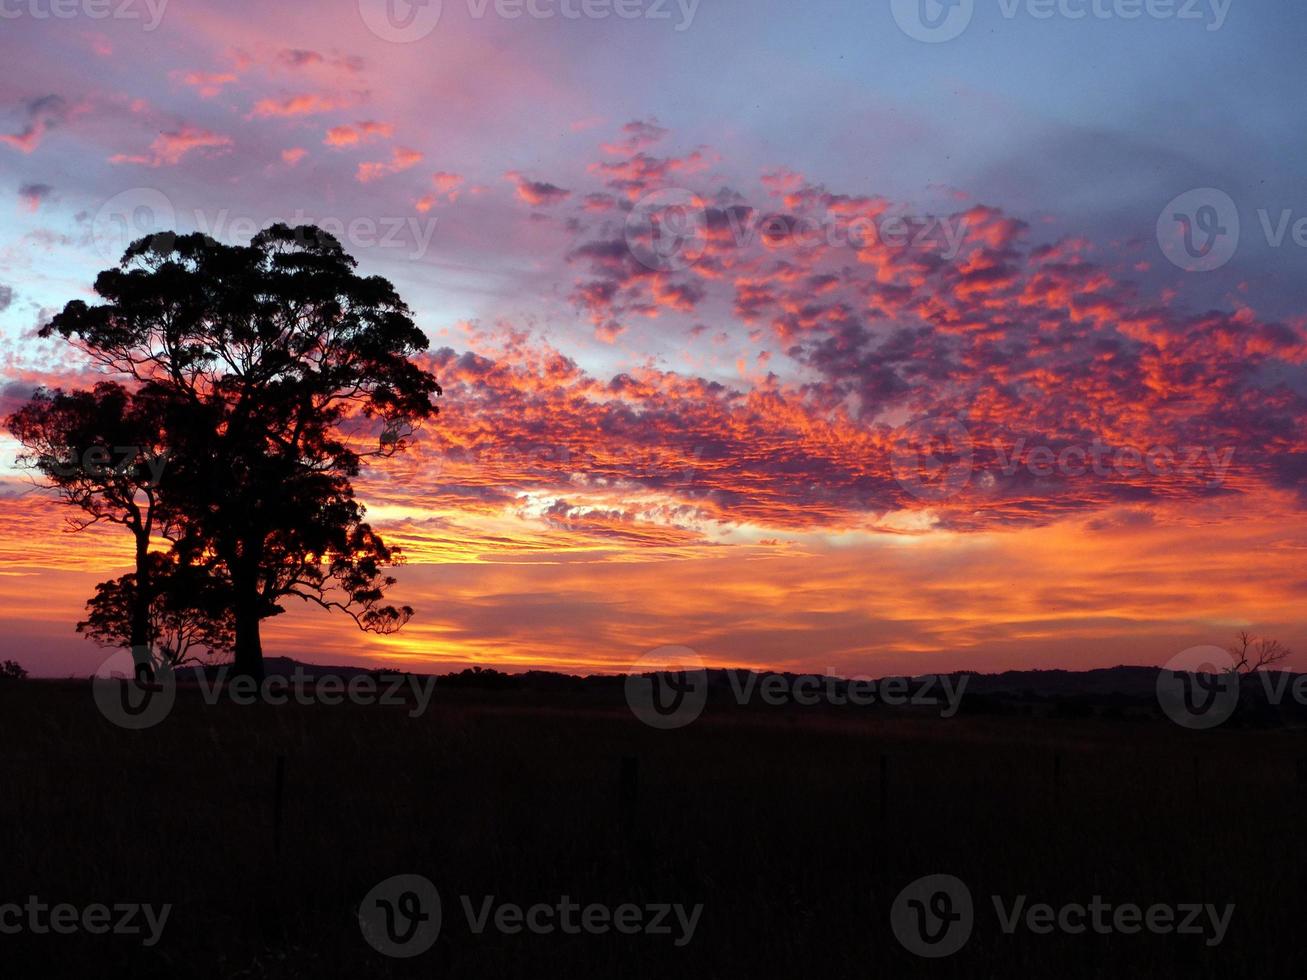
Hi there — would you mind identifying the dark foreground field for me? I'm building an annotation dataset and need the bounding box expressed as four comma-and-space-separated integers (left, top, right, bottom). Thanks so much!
2, 679, 1304, 978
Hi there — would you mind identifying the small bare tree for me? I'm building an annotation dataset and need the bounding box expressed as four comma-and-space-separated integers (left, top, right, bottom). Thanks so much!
1227, 631, 1292, 674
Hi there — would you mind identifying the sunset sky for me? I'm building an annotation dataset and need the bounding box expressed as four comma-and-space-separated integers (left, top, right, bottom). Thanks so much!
2, 1, 1305, 677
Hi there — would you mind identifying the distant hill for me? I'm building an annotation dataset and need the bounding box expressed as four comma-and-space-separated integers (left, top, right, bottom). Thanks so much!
172, 659, 1255, 698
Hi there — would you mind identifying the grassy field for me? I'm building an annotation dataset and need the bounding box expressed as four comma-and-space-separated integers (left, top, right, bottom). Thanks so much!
0, 679, 1302, 977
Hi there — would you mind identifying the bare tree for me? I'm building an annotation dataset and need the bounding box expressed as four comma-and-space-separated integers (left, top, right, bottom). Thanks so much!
1227, 631, 1293, 674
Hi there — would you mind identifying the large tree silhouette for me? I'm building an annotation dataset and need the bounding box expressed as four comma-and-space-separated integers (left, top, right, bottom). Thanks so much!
34, 225, 441, 678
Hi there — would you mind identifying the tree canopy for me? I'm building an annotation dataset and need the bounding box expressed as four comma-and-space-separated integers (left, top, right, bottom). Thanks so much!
10, 224, 442, 679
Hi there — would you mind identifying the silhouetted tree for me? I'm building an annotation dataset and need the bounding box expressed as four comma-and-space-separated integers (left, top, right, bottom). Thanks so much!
1227, 631, 1292, 673
78, 552, 235, 669
7, 381, 172, 679
37, 225, 441, 678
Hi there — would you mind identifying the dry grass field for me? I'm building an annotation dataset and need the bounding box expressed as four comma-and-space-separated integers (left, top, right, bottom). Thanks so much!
1, 678, 1303, 977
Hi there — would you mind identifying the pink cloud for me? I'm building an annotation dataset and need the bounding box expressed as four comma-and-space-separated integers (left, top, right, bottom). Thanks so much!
109, 126, 233, 167
356, 146, 422, 183
324, 120, 394, 147
249, 93, 351, 118
279, 49, 364, 74
416, 171, 464, 211
505, 171, 571, 207
0, 95, 69, 154
600, 118, 668, 155
176, 71, 239, 98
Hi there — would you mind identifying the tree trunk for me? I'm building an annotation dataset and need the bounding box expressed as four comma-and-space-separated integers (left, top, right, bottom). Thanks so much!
231, 575, 265, 681
130, 528, 153, 683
